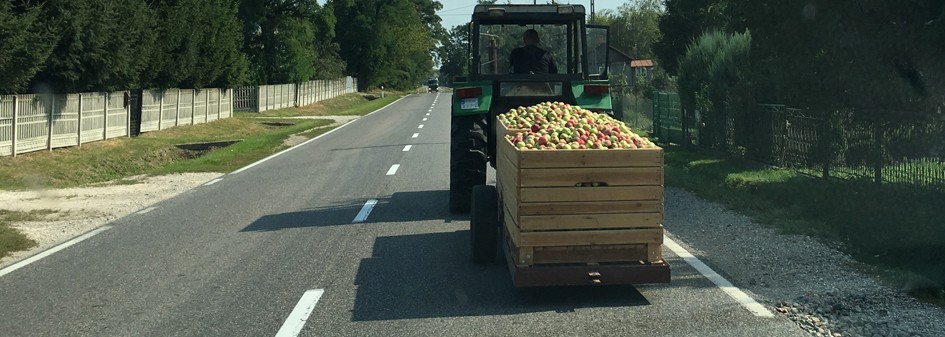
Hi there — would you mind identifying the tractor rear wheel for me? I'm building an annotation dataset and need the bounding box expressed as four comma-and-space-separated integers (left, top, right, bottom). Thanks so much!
449, 114, 487, 213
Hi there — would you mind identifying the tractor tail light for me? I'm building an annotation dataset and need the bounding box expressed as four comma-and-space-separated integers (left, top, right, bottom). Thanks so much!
455, 87, 482, 99
584, 84, 609, 95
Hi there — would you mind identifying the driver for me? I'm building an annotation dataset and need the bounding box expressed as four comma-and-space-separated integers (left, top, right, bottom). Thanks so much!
509, 29, 557, 75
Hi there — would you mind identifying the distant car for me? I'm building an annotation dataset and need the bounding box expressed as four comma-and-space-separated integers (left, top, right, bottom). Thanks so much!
426, 79, 439, 92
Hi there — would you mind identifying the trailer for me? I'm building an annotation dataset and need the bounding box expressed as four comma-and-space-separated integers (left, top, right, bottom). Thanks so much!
469, 122, 671, 287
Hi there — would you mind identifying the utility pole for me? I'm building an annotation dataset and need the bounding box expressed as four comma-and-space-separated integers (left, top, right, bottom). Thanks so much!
590, 0, 596, 23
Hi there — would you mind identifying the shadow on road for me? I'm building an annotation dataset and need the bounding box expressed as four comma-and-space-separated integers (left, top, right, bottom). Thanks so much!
351, 230, 651, 321
240, 190, 465, 232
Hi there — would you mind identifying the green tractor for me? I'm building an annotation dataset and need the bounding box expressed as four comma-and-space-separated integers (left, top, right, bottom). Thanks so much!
449, 4, 613, 213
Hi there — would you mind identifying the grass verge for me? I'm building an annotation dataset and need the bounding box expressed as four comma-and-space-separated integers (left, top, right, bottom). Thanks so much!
0, 92, 398, 190
237, 92, 403, 118
663, 146, 945, 305
0, 210, 57, 259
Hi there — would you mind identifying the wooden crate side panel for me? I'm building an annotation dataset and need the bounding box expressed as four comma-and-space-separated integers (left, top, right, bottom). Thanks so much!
520, 185, 663, 203
518, 200, 663, 216
518, 227, 663, 247
519, 167, 662, 187
533, 244, 649, 265
518, 147, 663, 168
518, 212, 662, 231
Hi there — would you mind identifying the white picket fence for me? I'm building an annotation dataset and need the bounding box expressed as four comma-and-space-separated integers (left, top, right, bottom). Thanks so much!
138, 88, 233, 133
0, 88, 233, 157
234, 77, 357, 113
0, 76, 356, 157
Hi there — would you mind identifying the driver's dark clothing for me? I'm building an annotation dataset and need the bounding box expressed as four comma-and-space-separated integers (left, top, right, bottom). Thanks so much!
509, 45, 557, 74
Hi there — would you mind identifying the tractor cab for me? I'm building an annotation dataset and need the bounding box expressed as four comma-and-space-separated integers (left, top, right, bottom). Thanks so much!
449, 4, 613, 213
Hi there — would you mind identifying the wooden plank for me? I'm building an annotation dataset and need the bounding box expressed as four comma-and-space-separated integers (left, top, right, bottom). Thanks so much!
518, 147, 663, 169
520, 185, 663, 203
518, 227, 663, 247
518, 200, 663, 216
533, 244, 649, 265
519, 167, 662, 187
518, 212, 662, 231
647, 243, 663, 263
504, 203, 522, 247
497, 136, 520, 171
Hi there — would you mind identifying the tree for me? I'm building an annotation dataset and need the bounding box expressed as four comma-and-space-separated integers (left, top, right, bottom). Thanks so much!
594, 0, 663, 60
0, 2, 55, 93
147, 0, 248, 89
332, 0, 440, 90
240, 0, 324, 84
30, 0, 155, 92
652, 0, 729, 76
437, 24, 470, 84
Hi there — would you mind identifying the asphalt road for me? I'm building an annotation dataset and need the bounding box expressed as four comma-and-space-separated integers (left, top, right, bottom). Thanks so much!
0, 93, 809, 337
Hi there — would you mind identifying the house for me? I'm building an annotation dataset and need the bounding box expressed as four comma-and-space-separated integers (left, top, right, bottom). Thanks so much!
629, 59, 655, 80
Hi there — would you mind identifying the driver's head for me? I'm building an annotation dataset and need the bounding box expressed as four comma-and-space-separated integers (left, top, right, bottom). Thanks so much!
523, 29, 540, 46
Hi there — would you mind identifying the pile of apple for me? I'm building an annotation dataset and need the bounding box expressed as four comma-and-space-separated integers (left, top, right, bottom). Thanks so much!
499, 101, 657, 150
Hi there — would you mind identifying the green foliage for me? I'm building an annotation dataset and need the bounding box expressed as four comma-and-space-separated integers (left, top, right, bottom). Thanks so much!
30, 0, 155, 92
725, 0, 945, 113
437, 24, 470, 84
653, 0, 729, 76
148, 0, 249, 89
0, 2, 55, 93
333, 0, 440, 90
594, 0, 663, 60
677, 30, 752, 148
239, 0, 324, 84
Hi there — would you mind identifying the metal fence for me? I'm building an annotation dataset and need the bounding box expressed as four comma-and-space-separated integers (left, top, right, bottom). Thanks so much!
652, 91, 684, 145
611, 87, 654, 135
234, 77, 357, 113
653, 92, 945, 191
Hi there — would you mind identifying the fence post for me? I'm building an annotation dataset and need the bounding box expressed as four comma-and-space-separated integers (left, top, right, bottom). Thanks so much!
873, 120, 883, 184
218, 88, 223, 119
175, 90, 181, 126
103, 93, 109, 140
11, 96, 17, 157
205, 89, 210, 122
191, 89, 196, 125
126, 91, 131, 137
47, 95, 55, 150
77, 93, 83, 147
158, 90, 164, 130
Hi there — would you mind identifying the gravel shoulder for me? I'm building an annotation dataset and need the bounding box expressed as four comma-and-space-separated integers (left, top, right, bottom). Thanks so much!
0, 172, 223, 269
665, 186, 945, 337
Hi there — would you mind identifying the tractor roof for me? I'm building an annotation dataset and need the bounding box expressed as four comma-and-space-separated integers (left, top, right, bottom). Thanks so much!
471, 4, 586, 24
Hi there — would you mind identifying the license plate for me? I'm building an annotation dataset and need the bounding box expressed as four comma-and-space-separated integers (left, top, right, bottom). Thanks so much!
460, 98, 479, 110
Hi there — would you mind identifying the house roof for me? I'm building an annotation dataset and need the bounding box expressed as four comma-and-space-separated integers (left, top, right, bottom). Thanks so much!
630, 59, 654, 68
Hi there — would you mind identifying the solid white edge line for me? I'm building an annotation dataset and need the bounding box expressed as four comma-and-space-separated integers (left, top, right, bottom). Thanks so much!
402, 145, 412, 152
230, 95, 410, 175
411, 133, 419, 138
204, 178, 223, 186
662, 235, 774, 317
0, 226, 112, 278
386, 164, 400, 176
353, 199, 378, 223
136, 206, 157, 215
274, 289, 325, 337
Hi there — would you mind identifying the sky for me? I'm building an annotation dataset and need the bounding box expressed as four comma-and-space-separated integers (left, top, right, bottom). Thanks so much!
437, 0, 627, 29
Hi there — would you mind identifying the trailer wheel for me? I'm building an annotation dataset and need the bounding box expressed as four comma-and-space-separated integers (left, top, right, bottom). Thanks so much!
470, 185, 499, 264
449, 114, 487, 213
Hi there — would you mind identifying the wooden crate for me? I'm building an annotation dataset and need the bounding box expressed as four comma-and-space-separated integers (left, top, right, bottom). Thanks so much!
496, 136, 665, 267
496, 119, 528, 139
